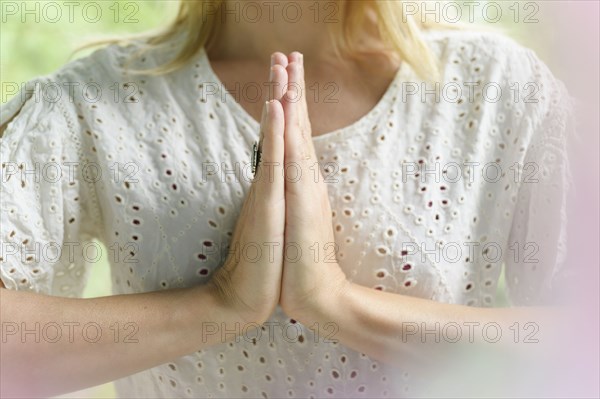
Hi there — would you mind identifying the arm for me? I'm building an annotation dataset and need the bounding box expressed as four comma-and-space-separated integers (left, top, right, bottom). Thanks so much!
278, 52, 570, 367
0, 281, 240, 397
303, 281, 569, 365
0, 54, 290, 398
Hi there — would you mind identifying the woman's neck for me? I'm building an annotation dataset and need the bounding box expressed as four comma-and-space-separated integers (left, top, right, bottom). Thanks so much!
207, 1, 340, 62
206, 0, 396, 76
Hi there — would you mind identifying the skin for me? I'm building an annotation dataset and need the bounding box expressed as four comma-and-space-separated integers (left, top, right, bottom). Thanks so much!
1, 1, 571, 396
0, 56, 288, 398
209, 5, 569, 365
278, 52, 569, 368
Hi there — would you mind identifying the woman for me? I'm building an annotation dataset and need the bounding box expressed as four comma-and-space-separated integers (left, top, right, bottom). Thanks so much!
0, 1, 573, 397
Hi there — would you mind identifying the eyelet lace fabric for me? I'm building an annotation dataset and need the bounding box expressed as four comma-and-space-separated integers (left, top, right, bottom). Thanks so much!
0, 30, 574, 398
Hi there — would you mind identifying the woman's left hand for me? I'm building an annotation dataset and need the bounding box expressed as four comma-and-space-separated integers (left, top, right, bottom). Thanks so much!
274, 53, 559, 370
279, 52, 350, 324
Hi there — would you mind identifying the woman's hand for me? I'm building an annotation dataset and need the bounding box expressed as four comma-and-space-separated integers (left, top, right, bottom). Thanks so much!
279, 52, 350, 324
208, 54, 289, 325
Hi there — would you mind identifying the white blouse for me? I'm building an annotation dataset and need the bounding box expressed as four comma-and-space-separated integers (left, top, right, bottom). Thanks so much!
0, 29, 573, 398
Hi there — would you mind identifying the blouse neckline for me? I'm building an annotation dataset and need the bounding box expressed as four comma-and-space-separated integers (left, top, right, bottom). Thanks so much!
197, 47, 412, 144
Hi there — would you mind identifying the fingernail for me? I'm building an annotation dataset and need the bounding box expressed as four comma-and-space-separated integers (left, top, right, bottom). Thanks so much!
269, 65, 276, 81
270, 54, 276, 68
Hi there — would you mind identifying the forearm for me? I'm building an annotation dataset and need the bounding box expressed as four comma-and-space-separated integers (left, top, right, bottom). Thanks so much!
305, 282, 569, 366
0, 284, 235, 397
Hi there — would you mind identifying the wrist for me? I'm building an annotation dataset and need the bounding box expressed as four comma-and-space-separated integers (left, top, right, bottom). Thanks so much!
204, 279, 272, 327
179, 283, 250, 349
296, 275, 353, 327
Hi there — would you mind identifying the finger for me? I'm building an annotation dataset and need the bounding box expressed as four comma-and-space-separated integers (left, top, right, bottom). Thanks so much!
282, 65, 321, 208
254, 99, 285, 203
287, 52, 310, 132
286, 54, 317, 162
272, 52, 288, 69
285, 54, 327, 200
282, 61, 309, 164
284, 60, 318, 165
260, 52, 288, 163
287, 51, 301, 67
261, 52, 287, 140
269, 52, 288, 101
269, 65, 288, 102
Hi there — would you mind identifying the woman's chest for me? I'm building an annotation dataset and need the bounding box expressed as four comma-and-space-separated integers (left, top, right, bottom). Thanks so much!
90, 84, 524, 306
210, 59, 398, 137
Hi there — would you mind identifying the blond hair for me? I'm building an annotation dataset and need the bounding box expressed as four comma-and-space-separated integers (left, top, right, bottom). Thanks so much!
116, 0, 447, 80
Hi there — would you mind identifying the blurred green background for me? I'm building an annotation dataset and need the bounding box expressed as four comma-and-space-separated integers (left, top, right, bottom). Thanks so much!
1, 1, 177, 99
1, 1, 557, 398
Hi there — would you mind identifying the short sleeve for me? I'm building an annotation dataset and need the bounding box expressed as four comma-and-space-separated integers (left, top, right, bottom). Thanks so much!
0, 78, 102, 297
503, 50, 575, 306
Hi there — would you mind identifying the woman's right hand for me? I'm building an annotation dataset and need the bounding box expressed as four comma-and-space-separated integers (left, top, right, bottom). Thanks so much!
1, 58, 289, 392
207, 53, 289, 325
